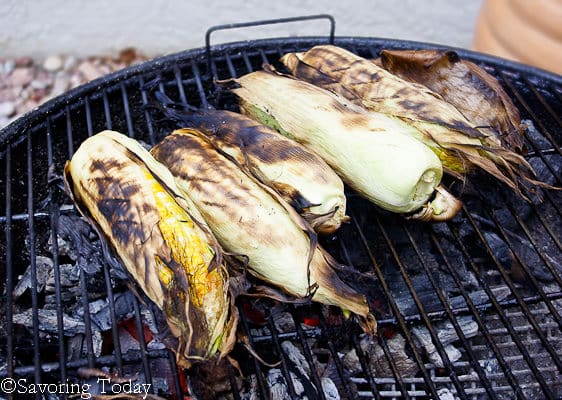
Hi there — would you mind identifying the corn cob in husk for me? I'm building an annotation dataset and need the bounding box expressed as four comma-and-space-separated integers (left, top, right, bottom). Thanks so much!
377, 49, 526, 153
63, 130, 237, 368
151, 129, 377, 335
149, 100, 349, 234
225, 68, 461, 221
280, 45, 545, 198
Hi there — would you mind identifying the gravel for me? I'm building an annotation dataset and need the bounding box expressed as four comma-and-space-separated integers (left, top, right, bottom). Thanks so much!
0, 48, 149, 131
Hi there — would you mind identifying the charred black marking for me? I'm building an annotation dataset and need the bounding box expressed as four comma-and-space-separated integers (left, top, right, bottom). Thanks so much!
142, 202, 156, 215
89, 158, 127, 175
445, 50, 460, 64
93, 176, 113, 197
201, 199, 227, 209
96, 197, 149, 244
398, 99, 426, 113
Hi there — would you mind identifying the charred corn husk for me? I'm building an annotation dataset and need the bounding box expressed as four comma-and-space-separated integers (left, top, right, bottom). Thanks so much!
378, 49, 526, 153
151, 129, 377, 335
150, 103, 349, 234
225, 69, 461, 220
63, 130, 237, 368
281, 45, 545, 198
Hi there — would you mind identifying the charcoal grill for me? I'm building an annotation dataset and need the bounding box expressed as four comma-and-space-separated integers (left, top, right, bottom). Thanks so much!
1, 15, 561, 400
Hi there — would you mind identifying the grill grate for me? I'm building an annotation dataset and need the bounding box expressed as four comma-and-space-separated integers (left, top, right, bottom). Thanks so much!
1, 31, 561, 400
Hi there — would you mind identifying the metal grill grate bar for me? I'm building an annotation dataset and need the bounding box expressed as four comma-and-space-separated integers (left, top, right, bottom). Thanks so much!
267, 317, 300, 399
120, 83, 136, 138
521, 76, 562, 134
497, 73, 562, 183
403, 224, 504, 400
4, 145, 14, 383
237, 304, 271, 400
79, 267, 96, 368
290, 305, 328, 400
451, 208, 556, 399
190, 59, 209, 109
85, 97, 94, 137
46, 119, 68, 394
317, 313, 359, 400
349, 210, 441, 400
103, 91, 113, 131
132, 297, 153, 394
350, 334, 383, 400
472, 196, 562, 370
502, 205, 562, 324
429, 229, 526, 399
26, 132, 43, 397
374, 215, 472, 400
139, 76, 157, 146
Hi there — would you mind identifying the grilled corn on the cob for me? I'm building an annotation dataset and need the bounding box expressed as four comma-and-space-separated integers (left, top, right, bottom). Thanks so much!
149, 100, 348, 234
281, 45, 542, 198
225, 69, 461, 220
64, 130, 237, 368
377, 49, 526, 153
151, 129, 377, 335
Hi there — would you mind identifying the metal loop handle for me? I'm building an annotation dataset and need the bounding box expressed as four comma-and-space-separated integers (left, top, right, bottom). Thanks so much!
205, 14, 335, 73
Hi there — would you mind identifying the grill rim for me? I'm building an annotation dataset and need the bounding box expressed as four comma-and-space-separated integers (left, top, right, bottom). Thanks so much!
1, 35, 562, 147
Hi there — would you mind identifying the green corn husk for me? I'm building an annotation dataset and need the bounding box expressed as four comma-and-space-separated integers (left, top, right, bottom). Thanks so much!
224, 68, 461, 221
152, 105, 349, 234
281, 45, 549, 199
64, 130, 238, 368
151, 128, 377, 335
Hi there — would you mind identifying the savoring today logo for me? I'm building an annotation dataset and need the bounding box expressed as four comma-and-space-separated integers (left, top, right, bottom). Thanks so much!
0, 377, 152, 399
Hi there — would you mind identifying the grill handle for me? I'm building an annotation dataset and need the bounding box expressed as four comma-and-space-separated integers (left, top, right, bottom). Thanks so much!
205, 14, 336, 73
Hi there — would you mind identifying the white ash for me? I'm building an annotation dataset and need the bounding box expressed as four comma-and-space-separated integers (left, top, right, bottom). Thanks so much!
320, 377, 340, 400
67, 335, 86, 361
449, 285, 511, 310
242, 368, 341, 400
88, 330, 104, 357
239, 339, 341, 399
239, 374, 259, 400
43, 263, 82, 303
118, 325, 144, 354
342, 333, 419, 378
437, 387, 459, 400
281, 341, 311, 376
412, 316, 478, 368
72, 291, 137, 331
12, 255, 53, 299
13, 308, 86, 336
272, 311, 295, 332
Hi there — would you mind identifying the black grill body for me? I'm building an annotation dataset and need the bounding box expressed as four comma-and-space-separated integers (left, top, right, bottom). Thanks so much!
0, 35, 561, 400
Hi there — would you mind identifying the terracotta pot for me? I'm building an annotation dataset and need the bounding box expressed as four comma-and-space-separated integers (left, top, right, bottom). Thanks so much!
473, 0, 562, 74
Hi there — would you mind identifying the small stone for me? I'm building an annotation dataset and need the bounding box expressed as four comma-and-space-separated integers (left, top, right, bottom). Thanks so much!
0, 117, 9, 130
15, 57, 33, 67
63, 56, 77, 70
19, 99, 39, 114
69, 74, 83, 89
0, 87, 20, 102
49, 73, 70, 97
4, 60, 15, 75
0, 101, 15, 117
43, 55, 63, 72
77, 61, 102, 81
30, 79, 49, 90
9, 67, 34, 87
